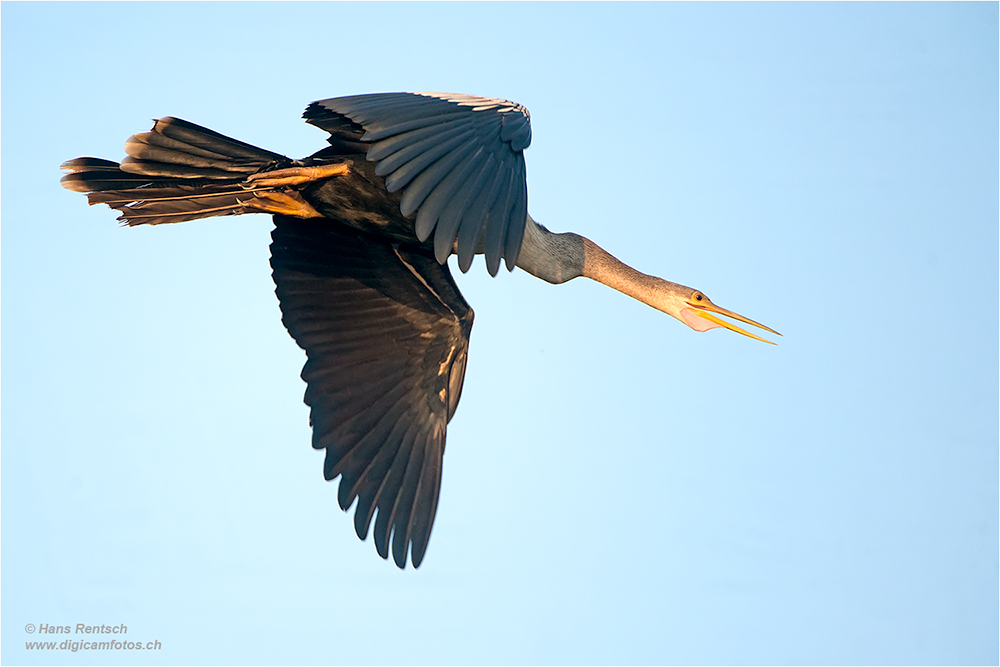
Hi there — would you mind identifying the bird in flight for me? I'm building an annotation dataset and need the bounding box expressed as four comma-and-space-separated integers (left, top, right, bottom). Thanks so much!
61, 92, 778, 569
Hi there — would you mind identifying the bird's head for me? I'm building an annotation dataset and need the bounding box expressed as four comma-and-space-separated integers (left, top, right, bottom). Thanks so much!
663, 283, 779, 344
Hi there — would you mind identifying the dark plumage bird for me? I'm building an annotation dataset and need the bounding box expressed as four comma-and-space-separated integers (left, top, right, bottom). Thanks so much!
61, 92, 778, 568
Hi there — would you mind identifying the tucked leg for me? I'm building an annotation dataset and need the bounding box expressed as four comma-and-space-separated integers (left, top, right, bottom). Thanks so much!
242, 163, 351, 188
240, 190, 324, 218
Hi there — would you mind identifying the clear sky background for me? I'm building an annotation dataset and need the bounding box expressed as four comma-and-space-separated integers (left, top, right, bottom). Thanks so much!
2, 3, 997, 665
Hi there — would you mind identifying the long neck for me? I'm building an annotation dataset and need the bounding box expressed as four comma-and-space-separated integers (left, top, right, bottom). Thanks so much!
515, 215, 684, 316
580, 237, 679, 312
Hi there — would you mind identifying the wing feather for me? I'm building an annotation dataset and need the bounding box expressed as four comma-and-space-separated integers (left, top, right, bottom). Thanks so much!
456, 157, 504, 273
505, 160, 529, 271
363, 111, 483, 143
323, 382, 413, 482
367, 116, 476, 163
408, 435, 443, 567
389, 421, 434, 568
425, 147, 487, 263
270, 215, 473, 568
337, 401, 411, 511
348, 415, 414, 542
386, 128, 476, 200
372, 420, 422, 559
407, 140, 481, 240
306, 92, 531, 272
483, 167, 517, 276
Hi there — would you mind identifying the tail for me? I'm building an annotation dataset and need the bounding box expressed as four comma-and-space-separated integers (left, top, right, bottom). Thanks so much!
61, 117, 291, 225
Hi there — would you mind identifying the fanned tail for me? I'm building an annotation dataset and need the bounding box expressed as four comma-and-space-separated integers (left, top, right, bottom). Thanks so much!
60, 117, 291, 225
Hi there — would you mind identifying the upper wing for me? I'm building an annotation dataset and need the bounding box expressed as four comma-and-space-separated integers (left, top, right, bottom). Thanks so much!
269, 215, 473, 569
303, 92, 531, 276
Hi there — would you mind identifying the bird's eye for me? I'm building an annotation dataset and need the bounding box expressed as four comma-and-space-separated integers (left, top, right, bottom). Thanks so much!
693, 293, 704, 302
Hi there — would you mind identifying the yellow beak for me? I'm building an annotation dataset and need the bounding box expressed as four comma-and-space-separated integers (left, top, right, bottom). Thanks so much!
688, 300, 781, 345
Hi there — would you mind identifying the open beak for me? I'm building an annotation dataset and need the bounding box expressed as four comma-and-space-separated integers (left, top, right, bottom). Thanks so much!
683, 299, 781, 345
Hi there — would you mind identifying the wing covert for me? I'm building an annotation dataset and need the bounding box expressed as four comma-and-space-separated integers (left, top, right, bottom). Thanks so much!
304, 92, 531, 276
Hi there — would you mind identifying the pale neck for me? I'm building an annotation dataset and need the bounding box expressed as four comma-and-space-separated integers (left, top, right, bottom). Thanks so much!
581, 237, 680, 314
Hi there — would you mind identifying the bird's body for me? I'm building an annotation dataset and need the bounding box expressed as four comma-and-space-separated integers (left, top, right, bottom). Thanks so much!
62, 92, 777, 568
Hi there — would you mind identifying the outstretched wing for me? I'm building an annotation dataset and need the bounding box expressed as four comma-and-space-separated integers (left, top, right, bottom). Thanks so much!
269, 216, 473, 569
303, 92, 531, 276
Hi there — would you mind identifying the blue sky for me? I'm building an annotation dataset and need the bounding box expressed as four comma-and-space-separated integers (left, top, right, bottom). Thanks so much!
2, 2, 997, 665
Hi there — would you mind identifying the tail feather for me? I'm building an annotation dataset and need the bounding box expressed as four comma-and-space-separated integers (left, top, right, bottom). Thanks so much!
61, 158, 160, 192
124, 137, 263, 173
127, 130, 231, 161
61, 117, 291, 226
149, 116, 286, 163
119, 156, 254, 180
